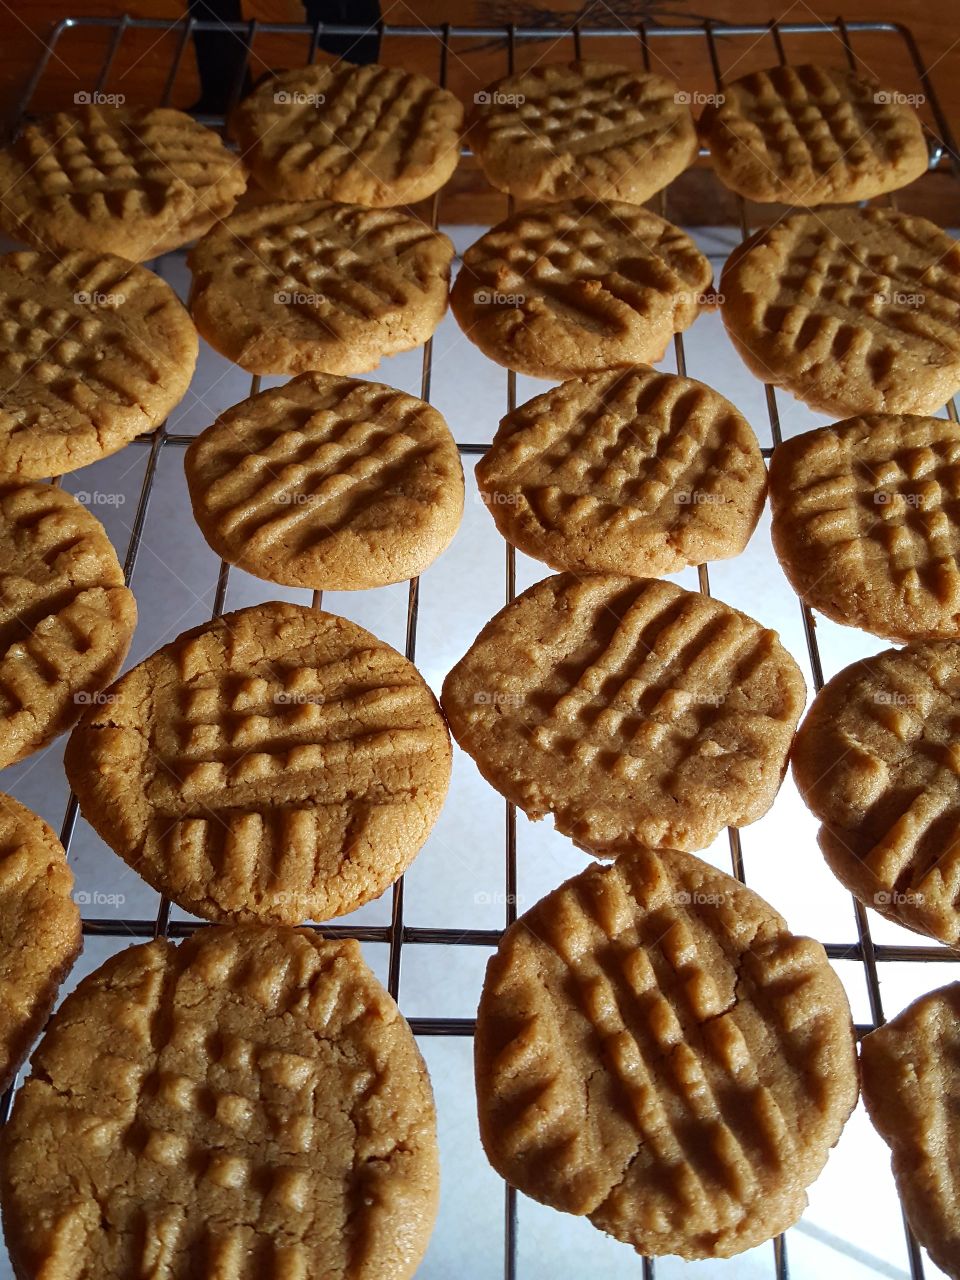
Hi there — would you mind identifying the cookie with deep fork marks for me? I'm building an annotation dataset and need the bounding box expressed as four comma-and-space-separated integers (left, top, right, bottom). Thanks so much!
188, 201, 454, 376
0, 925, 439, 1279
793, 640, 960, 946
475, 847, 858, 1257
0, 105, 246, 259
700, 63, 928, 206
185, 373, 463, 590
441, 572, 805, 853
720, 208, 960, 418
64, 602, 452, 924
230, 62, 463, 207
769, 414, 960, 640
475, 365, 766, 575
468, 61, 697, 203
449, 199, 714, 380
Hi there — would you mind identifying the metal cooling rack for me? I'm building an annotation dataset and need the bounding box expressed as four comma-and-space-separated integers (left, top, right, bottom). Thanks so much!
4, 12, 960, 1280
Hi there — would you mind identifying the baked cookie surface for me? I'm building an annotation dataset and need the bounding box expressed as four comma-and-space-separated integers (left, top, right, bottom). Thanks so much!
0, 792, 80, 1094
450, 199, 714, 379
720, 208, 960, 417
476, 365, 766, 574
231, 62, 463, 206
0, 250, 197, 477
475, 847, 858, 1258
700, 63, 928, 205
861, 983, 960, 1279
0, 482, 136, 768
185, 373, 464, 590
188, 201, 454, 375
769, 414, 960, 640
0, 925, 439, 1280
0, 105, 246, 260
64, 602, 452, 924
469, 61, 697, 203
441, 572, 805, 853
792, 640, 960, 945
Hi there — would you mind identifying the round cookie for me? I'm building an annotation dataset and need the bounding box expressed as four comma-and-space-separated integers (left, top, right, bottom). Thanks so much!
468, 61, 697, 203
475, 847, 858, 1258
0, 249, 198, 477
185, 373, 464, 590
231, 62, 463, 207
720, 208, 960, 418
0, 793, 80, 1093
0, 105, 247, 261
0, 925, 439, 1279
476, 365, 766, 575
0, 482, 136, 768
792, 640, 960, 946
860, 983, 960, 1278
64, 601, 451, 924
188, 201, 454, 376
769, 414, 960, 641
700, 63, 928, 206
441, 572, 805, 853
449, 199, 714, 379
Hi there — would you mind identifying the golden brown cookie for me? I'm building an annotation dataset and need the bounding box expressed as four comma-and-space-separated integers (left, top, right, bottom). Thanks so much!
720, 208, 960, 418
0, 105, 247, 261
0, 925, 439, 1279
769, 414, 960, 641
861, 983, 960, 1278
230, 62, 463, 207
0, 249, 197, 477
792, 640, 960, 946
700, 64, 928, 206
468, 61, 697, 203
188, 201, 454, 376
0, 793, 80, 1093
64, 601, 451, 925
475, 847, 858, 1258
476, 365, 766, 575
0, 482, 136, 769
185, 373, 464, 590
441, 573, 805, 853
450, 199, 714, 379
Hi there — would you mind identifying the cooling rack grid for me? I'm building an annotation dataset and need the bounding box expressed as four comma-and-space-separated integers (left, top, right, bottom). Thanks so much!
3, 12, 960, 1280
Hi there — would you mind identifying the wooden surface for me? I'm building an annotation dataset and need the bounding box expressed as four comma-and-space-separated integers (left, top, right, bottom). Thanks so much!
0, 0, 958, 224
